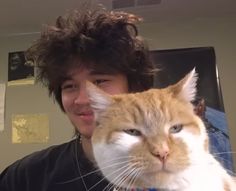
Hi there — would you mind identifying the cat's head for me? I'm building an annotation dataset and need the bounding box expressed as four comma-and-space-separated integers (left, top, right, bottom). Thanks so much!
87, 69, 209, 189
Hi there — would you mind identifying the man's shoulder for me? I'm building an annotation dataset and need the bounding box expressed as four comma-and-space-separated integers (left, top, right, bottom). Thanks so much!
1, 139, 77, 176
24, 139, 77, 162
0, 139, 83, 191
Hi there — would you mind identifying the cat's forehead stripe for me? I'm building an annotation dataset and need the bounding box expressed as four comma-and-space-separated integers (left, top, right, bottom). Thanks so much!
129, 99, 146, 124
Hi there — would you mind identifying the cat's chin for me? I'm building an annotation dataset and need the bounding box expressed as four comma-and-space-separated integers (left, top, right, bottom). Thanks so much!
128, 170, 181, 189
143, 162, 182, 177
112, 164, 182, 189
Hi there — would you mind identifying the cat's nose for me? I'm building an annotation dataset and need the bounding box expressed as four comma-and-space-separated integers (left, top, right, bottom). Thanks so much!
149, 141, 170, 162
155, 150, 169, 162
151, 146, 169, 162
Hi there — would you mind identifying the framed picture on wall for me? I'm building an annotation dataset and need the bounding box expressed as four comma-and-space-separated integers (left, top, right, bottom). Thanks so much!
8, 51, 35, 86
150, 47, 234, 173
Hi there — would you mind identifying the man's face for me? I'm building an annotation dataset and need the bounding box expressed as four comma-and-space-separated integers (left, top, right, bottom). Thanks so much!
61, 66, 129, 138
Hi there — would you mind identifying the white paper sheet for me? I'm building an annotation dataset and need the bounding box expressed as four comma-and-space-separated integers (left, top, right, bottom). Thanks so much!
0, 83, 6, 131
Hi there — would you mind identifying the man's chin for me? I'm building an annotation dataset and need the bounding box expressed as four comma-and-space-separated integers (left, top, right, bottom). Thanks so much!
81, 133, 93, 139
75, 126, 94, 138
70, 119, 94, 136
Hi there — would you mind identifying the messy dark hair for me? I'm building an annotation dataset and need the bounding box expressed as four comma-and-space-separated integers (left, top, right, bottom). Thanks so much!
25, 7, 155, 111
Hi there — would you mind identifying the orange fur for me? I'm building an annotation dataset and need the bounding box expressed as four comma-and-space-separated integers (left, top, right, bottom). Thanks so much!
88, 69, 236, 190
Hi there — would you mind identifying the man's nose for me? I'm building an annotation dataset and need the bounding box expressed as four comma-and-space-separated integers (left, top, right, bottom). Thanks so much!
73, 85, 90, 105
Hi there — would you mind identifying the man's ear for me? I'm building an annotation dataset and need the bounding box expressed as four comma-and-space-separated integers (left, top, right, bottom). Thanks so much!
86, 81, 113, 119
169, 68, 198, 102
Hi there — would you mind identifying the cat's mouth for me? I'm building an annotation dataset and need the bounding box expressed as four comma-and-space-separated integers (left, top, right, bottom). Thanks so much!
144, 162, 174, 175
146, 168, 172, 175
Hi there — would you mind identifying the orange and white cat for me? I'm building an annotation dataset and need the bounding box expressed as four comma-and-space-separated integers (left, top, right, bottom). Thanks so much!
86, 69, 236, 191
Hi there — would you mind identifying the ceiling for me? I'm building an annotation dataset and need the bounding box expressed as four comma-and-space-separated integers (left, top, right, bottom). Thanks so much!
0, 0, 236, 36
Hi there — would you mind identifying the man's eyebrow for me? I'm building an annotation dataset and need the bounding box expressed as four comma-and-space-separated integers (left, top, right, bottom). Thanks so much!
61, 76, 72, 82
89, 70, 111, 75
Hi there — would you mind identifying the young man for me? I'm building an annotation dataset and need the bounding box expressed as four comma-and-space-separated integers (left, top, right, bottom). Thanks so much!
0, 8, 154, 191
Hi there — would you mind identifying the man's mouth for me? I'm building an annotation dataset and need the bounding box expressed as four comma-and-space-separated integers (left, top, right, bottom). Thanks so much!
77, 111, 94, 122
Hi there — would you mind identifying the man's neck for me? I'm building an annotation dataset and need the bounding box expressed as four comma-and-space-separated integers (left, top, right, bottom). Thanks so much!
81, 136, 94, 162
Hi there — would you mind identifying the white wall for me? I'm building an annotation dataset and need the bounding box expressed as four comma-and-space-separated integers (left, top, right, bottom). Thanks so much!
0, 16, 235, 172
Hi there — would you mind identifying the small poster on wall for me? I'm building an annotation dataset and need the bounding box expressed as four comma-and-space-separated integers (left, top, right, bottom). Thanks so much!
150, 47, 234, 173
8, 51, 35, 86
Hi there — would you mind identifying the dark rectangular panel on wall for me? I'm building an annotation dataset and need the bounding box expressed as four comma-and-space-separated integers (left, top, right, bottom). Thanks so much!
150, 47, 234, 173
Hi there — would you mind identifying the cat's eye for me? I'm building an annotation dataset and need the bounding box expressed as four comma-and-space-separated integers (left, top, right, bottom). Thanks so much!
123, 129, 142, 136
169, 124, 183, 134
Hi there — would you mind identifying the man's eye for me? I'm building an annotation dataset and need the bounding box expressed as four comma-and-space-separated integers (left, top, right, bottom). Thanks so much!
61, 85, 71, 89
61, 84, 77, 90
93, 79, 108, 86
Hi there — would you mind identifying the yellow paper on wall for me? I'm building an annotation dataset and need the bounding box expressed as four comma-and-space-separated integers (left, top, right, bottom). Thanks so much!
12, 113, 49, 143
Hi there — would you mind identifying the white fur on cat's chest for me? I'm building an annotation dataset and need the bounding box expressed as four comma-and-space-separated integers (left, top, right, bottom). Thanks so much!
94, 141, 235, 191
172, 155, 235, 191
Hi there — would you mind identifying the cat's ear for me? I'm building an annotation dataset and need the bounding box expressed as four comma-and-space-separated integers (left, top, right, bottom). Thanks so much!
171, 68, 198, 102
86, 81, 113, 117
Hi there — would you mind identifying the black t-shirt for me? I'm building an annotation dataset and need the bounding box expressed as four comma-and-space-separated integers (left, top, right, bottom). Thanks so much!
0, 138, 112, 191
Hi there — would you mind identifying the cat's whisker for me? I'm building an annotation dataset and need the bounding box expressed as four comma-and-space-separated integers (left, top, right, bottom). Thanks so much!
213, 156, 234, 167
208, 161, 236, 176
212, 151, 236, 155
55, 166, 110, 184
115, 166, 138, 190
178, 175, 191, 189
208, 155, 234, 171
125, 168, 142, 191
103, 181, 114, 191
79, 161, 130, 182
226, 170, 236, 176
97, 156, 143, 171
97, 156, 143, 167
189, 159, 236, 176
92, 166, 131, 190
211, 155, 229, 161
97, 157, 140, 168
110, 164, 140, 189
89, 163, 135, 191
132, 170, 143, 190
126, 171, 137, 191
104, 163, 141, 191
120, 167, 143, 191
56, 159, 137, 187
106, 182, 117, 191
57, 159, 138, 184
102, 164, 136, 191
98, 160, 133, 172
98, 157, 143, 176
